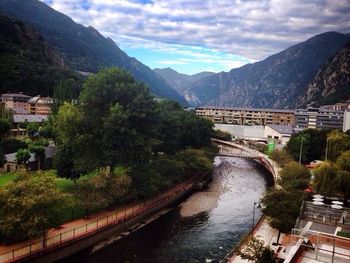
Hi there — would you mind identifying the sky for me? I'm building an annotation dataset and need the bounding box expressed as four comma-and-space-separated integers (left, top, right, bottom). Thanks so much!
41, 0, 350, 75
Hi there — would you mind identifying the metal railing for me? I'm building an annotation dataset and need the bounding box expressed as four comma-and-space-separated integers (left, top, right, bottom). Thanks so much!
0, 180, 196, 263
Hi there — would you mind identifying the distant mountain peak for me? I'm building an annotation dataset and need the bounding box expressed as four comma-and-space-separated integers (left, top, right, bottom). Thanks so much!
185, 31, 350, 108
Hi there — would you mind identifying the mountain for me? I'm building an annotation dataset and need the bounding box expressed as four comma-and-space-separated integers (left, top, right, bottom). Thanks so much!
153, 67, 214, 95
0, 0, 186, 105
0, 14, 80, 96
185, 32, 350, 108
297, 42, 350, 107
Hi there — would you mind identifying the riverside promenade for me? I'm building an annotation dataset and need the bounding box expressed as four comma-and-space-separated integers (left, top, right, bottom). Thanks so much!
0, 179, 197, 263
212, 139, 282, 263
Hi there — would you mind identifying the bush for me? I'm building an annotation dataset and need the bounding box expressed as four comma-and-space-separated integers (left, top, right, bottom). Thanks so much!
269, 150, 293, 168
213, 129, 232, 141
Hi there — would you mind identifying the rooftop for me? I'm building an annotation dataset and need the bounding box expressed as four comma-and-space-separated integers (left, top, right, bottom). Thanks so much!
1, 93, 31, 99
196, 106, 294, 113
13, 114, 48, 123
267, 124, 293, 135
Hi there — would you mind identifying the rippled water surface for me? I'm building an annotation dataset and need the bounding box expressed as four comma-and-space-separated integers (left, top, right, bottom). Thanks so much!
59, 157, 269, 263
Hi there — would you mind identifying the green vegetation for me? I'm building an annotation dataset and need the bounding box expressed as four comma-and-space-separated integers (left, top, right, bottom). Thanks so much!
0, 67, 215, 244
313, 151, 350, 200
337, 231, 350, 238
0, 15, 84, 97
261, 189, 304, 243
285, 129, 350, 164
237, 237, 276, 263
279, 162, 311, 191
213, 129, 232, 141
0, 171, 66, 244
0, 173, 16, 187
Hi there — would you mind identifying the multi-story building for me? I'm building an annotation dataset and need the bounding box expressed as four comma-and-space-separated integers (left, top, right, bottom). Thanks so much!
343, 109, 350, 133
27, 96, 52, 115
195, 107, 295, 126
294, 107, 344, 132
0, 93, 31, 113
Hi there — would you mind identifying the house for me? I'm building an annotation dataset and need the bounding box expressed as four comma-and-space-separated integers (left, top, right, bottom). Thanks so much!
0, 145, 57, 173
27, 96, 52, 115
264, 124, 293, 145
11, 114, 48, 137
0, 93, 30, 113
1, 152, 36, 172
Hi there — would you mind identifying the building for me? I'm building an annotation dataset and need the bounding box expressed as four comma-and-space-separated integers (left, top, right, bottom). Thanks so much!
294, 107, 344, 132
264, 124, 293, 145
195, 107, 295, 126
343, 109, 350, 133
27, 96, 52, 115
0, 145, 57, 172
1, 152, 36, 172
11, 114, 49, 137
0, 93, 31, 113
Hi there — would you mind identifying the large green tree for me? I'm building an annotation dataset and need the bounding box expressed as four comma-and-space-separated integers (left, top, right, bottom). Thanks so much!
261, 189, 303, 243
327, 131, 350, 162
313, 162, 338, 196
279, 162, 311, 191
0, 172, 65, 244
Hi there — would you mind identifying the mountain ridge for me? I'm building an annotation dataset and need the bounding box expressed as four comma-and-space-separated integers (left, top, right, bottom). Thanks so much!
153, 67, 215, 95
0, 0, 187, 105
0, 14, 81, 96
185, 31, 350, 108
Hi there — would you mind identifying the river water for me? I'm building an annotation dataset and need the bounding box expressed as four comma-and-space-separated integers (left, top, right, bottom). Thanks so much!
59, 157, 270, 263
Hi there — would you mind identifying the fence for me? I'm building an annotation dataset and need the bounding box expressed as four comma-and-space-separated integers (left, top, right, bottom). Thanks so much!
291, 228, 350, 262
0, 180, 196, 263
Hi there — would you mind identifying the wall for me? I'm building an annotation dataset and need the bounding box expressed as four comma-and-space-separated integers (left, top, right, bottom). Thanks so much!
214, 124, 265, 139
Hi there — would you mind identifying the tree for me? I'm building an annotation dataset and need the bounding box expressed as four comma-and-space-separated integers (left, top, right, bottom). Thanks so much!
286, 129, 331, 163
54, 144, 80, 184
313, 162, 338, 196
335, 170, 350, 203
279, 162, 311, 191
327, 131, 350, 162
16, 149, 31, 169
261, 189, 303, 243
286, 133, 310, 163
269, 150, 293, 168
237, 237, 276, 263
336, 151, 350, 172
0, 118, 10, 142
75, 169, 132, 215
213, 129, 232, 141
0, 171, 65, 244
26, 122, 39, 138
29, 145, 45, 170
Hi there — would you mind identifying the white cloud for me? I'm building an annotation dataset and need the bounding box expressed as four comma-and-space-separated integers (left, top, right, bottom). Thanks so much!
43, 0, 350, 62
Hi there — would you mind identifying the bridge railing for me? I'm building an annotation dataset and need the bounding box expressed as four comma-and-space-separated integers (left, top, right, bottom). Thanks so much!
0, 180, 196, 263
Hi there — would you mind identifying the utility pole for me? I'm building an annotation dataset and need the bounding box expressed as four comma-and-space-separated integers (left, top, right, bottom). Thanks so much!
325, 136, 329, 161
299, 135, 304, 165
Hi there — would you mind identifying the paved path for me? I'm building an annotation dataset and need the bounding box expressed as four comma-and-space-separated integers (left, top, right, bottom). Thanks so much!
229, 220, 282, 262
0, 181, 193, 263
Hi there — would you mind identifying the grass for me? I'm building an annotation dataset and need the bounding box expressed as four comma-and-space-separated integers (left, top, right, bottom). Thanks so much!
337, 231, 350, 238
0, 173, 16, 187
56, 177, 76, 193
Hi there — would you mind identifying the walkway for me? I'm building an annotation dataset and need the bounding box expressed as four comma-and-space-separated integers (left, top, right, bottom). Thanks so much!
0, 180, 195, 263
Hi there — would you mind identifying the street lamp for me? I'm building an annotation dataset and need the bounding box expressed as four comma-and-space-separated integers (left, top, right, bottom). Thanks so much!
298, 135, 304, 165
252, 201, 262, 230
325, 136, 330, 161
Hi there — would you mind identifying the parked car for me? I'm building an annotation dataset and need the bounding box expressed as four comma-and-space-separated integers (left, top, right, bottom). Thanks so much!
305, 160, 324, 169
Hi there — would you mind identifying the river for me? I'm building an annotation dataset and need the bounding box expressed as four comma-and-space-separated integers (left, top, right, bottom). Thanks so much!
58, 156, 270, 263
